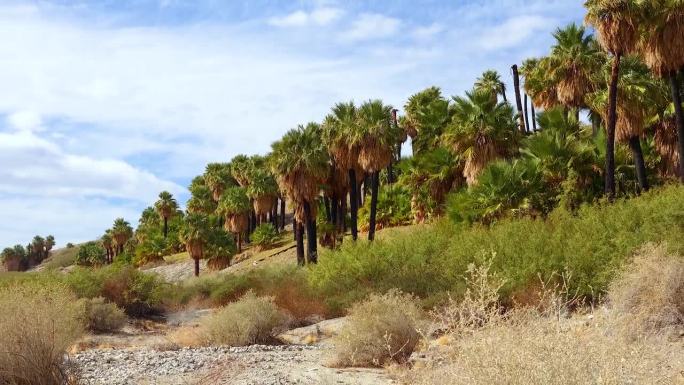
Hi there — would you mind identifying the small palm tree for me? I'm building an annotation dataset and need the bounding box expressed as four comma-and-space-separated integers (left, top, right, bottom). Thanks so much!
204, 163, 235, 201
475, 70, 508, 104
179, 213, 211, 277
355, 100, 401, 241
111, 218, 133, 256
44, 235, 55, 260
154, 191, 179, 239
271, 123, 329, 264
547, 24, 605, 111
101, 232, 114, 263
217, 186, 251, 253
443, 89, 520, 185
403, 87, 454, 156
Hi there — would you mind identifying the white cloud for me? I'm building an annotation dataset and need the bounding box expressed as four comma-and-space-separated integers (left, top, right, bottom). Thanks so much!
477, 15, 555, 51
8, 110, 42, 131
268, 7, 343, 27
341, 13, 401, 42
412, 23, 444, 40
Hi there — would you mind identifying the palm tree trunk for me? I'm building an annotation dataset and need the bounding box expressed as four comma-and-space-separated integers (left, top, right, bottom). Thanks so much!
324, 197, 331, 222
163, 217, 168, 239
348, 169, 359, 240
251, 210, 257, 232
194, 257, 200, 277
303, 200, 317, 264
340, 199, 347, 233
668, 72, 684, 181
628, 136, 649, 192
237, 232, 242, 253
280, 198, 286, 231
331, 195, 338, 226
511, 64, 526, 133
293, 218, 298, 241
502, 90, 508, 102
368, 171, 380, 241
531, 101, 537, 132
524, 94, 530, 133
605, 54, 621, 199
295, 221, 305, 266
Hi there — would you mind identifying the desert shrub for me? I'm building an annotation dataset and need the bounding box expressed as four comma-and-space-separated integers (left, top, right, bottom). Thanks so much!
359, 185, 412, 231
310, 184, 684, 310
251, 224, 279, 250
400, 314, 683, 385
200, 291, 287, 346
80, 297, 127, 333
609, 244, 684, 338
65, 265, 167, 317
0, 284, 83, 385
75, 241, 106, 266
330, 290, 423, 367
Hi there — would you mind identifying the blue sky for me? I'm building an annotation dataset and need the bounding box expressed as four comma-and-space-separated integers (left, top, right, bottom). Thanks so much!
0, 0, 586, 247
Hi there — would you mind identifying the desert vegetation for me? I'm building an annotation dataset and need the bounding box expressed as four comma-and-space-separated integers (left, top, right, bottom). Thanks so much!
2, 1, 684, 384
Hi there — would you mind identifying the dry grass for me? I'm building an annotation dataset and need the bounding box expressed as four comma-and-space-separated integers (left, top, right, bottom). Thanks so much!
399, 248, 684, 385
609, 243, 684, 339
79, 297, 127, 333
200, 291, 288, 346
0, 284, 83, 385
329, 290, 424, 368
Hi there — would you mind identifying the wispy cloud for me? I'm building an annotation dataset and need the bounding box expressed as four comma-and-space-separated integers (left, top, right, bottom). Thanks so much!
341, 13, 401, 42
412, 23, 444, 40
477, 15, 556, 51
268, 7, 343, 27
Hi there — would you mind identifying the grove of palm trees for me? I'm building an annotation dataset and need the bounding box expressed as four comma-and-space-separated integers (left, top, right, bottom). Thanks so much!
3, 2, 684, 384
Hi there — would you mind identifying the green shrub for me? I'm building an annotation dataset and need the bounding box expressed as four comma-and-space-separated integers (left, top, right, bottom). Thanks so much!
359, 184, 412, 231
201, 291, 287, 346
310, 185, 684, 310
330, 290, 423, 367
66, 242, 75, 248
75, 241, 106, 266
80, 297, 127, 333
65, 265, 168, 317
0, 284, 83, 385
251, 224, 279, 250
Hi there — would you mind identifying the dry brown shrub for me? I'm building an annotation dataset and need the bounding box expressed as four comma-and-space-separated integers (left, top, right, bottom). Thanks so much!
0, 284, 83, 385
79, 297, 127, 333
399, 253, 684, 385
329, 290, 423, 368
609, 243, 684, 339
200, 291, 288, 346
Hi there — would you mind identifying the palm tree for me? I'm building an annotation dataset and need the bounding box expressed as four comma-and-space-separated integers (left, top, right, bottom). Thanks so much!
179, 213, 211, 277
230, 155, 253, 187
638, 1, 684, 180
443, 89, 520, 185
204, 163, 235, 201
547, 24, 605, 112
355, 100, 401, 241
217, 186, 251, 253
246, 168, 279, 225
475, 70, 508, 104
111, 218, 133, 256
322, 102, 362, 240
403, 87, 451, 156
30, 236, 45, 265
154, 191, 179, 238
101, 232, 114, 264
271, 123, 329, 264
585, 0, 641, 196
586, 56, 669, 191
511, 64, 527, 132
44, 235, 55, 260
521, 57, 561, 111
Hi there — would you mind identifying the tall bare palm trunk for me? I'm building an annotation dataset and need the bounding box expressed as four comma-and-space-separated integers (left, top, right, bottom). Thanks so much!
303, 200, 317, 264
348, 169, 359, 240
295, 220, 304, 266
368, 171, 380, 241
279, 199, 285, 231
512, 64, 526, 132
163, 217, 168, 239
628, 136, 649, 191
669, 72, 684, 181
531, 101, 537, 132
605, 54, 621, 199
524, 94, 530, 133
194, 257, 200, 277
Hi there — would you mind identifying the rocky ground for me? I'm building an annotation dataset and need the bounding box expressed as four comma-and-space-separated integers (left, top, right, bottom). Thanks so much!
72, 345, 391, 385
